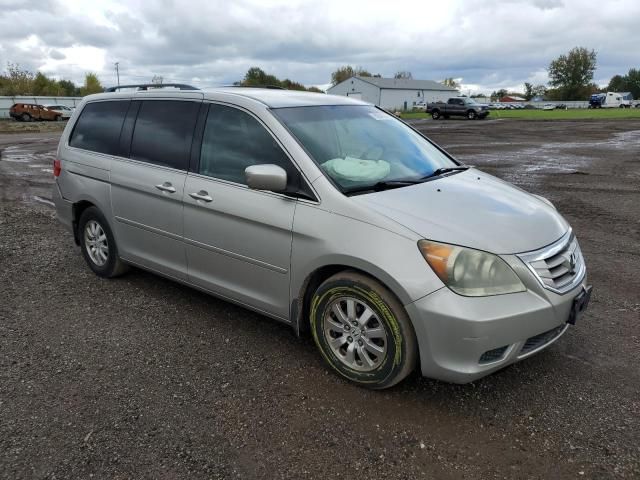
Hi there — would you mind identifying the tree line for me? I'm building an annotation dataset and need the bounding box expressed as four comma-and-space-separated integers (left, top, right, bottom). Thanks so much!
237, 67, 323, 92
0, 63, 103, 96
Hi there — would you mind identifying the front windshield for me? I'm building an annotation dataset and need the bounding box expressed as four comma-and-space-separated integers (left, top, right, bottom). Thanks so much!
273, 105, 458, 193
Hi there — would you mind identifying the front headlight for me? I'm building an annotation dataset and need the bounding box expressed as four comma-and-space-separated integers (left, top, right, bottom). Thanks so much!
418, 240, 526, 297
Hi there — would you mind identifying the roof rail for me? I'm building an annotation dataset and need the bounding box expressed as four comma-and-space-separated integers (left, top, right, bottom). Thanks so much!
103, 83, 199, 92
225, 84, 286, 90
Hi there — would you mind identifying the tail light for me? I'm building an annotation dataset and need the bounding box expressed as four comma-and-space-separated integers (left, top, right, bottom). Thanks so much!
53, 158, 61, 177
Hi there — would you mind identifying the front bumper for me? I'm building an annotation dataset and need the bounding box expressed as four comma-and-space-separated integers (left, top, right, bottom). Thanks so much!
406, 274, 589, 384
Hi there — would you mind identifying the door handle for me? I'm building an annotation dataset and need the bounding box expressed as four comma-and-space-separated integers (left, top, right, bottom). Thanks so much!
155, 182, 176, 193
189, 190, 213, 202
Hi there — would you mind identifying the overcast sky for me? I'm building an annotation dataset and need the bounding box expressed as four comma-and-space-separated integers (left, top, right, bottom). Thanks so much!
1, 0, 638, 94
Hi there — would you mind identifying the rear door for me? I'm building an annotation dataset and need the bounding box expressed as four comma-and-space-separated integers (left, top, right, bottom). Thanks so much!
448, 98, 464, 114
183, 103, 301, 318
110, 99, 201, 279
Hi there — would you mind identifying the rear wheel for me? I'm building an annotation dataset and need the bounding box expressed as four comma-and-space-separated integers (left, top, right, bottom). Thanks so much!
431, 110, 441, 120
78, 207, 129, 278
467, 110, 477, 120
310, 271, 417, 389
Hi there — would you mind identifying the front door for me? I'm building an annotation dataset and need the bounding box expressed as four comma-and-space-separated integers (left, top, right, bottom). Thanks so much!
183, 103, 299, 319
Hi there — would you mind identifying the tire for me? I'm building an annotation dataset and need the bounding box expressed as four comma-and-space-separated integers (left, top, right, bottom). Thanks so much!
55, 115, 62, 122
21, 113, 31, 122
78, 206, 129, 278
467, 110, 477, 120
431, 110, 441, 120
310, 271, 418, 389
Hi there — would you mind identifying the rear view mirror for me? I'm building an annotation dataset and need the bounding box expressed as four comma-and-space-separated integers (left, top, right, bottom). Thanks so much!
245, 164, 287, 192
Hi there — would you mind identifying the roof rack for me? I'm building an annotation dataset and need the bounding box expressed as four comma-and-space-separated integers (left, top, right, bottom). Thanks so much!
103, 83, 199, 92
226, 84, 285, 90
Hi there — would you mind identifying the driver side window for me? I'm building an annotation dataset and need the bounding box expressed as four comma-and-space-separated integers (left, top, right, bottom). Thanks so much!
199, 104, 296, 186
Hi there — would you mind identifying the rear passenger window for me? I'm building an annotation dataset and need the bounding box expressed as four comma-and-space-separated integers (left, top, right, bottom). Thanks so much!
130, 100, 199, 170
199, 104, 295, 185
69, 101, 129, 155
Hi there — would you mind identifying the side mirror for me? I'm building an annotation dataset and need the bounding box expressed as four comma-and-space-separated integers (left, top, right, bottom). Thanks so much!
245, 164, 287, 192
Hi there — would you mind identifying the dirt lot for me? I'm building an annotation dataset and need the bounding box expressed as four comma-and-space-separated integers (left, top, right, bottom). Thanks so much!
1, 119, 639, 479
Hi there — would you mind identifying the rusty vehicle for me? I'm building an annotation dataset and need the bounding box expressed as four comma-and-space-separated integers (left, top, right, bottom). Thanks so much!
9, 103, 63, 122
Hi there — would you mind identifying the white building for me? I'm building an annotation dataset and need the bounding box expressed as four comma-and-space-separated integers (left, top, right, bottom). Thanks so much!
327, 76, 459, 111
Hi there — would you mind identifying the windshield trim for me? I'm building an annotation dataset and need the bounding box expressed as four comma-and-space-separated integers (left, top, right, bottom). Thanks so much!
270, 104, 462, 196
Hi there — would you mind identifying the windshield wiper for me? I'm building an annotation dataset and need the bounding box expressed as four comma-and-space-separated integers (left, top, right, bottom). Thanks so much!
420, 165, 470, 180
344, 179, 422, 195
344, 166, 470, 195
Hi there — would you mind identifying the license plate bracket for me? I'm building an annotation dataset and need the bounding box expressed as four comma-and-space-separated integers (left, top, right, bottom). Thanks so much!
567, 285, 592, 325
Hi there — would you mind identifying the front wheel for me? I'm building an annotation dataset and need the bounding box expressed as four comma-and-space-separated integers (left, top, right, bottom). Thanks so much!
310, 271, 418, 389
467, 110, 477, 120
21, 113, 31, 122
78, 207, 129, 278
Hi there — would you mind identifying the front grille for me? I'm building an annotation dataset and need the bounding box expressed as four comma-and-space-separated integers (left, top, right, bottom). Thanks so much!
517, 230, 585, 294
479, 345, 509, 364
519, 324, 566, 356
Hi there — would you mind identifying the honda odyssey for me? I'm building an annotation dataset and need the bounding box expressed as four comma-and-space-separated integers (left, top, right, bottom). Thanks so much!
53, 85, 591, 388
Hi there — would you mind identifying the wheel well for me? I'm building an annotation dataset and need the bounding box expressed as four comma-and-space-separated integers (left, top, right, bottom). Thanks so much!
71, 200, 95, 244
295, 265, 395, 337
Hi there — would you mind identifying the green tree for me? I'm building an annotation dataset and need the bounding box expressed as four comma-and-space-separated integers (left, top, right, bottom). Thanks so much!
80, 72, 103, 95
33, 72, 61, 95
524, 82, 533, 100
280, 78, 306, 91
330, 65, 372, 85
491, 88, 508, 100
525, 82, 548, 100
442, 77, 460, 89
306, 86, 324, 93
1, 63, 35, 95
242, 67, 280, 87
532, 84, 548, 99
394, 71, 412, 79
57, 79, 79, 96
548, 47, 597, 100
606, 68, 640, 99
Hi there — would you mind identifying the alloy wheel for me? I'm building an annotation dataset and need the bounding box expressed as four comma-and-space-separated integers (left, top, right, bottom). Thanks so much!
323, 296, 388, 372
84, 220, 109, 267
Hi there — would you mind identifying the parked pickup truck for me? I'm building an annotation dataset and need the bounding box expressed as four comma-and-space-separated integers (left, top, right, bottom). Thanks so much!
427, 98, 490, 120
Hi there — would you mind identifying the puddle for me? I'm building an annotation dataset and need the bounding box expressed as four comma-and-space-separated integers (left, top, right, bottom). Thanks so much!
33, 196, 55, 207
457, 130, 640, 178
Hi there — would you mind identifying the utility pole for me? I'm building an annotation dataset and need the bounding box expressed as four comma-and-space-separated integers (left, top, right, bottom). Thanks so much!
114, 62, 120, 86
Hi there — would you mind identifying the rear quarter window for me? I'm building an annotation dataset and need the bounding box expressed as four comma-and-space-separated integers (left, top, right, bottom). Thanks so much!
69, 101, 130, 156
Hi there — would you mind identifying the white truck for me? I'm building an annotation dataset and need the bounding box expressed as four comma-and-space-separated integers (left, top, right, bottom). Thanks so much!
589, 92, 633, 108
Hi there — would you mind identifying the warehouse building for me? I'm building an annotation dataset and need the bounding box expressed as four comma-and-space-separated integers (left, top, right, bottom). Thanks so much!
327, 76, 459, 111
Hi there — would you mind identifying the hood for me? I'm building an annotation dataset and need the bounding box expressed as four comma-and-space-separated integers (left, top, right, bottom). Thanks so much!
352, 170, 568, 254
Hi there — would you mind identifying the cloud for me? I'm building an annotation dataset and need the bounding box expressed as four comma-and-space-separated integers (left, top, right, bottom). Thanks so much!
0, 0, 638, 93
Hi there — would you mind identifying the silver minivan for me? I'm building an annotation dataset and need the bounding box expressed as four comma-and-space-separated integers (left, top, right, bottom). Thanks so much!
53, 85, 591, 388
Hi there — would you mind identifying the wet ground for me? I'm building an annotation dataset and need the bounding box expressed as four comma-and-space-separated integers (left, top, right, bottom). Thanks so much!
1, 119, 639, 479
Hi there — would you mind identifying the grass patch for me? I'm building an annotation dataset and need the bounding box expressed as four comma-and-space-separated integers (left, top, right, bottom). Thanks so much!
401, 108, 640, 121
0, 120, 67, 133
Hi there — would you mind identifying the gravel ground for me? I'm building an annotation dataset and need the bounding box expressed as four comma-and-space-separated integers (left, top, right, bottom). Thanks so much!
1, 119, 639, 479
